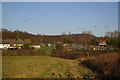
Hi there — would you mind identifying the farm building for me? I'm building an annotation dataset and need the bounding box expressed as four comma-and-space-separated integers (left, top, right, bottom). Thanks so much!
12, 42, 24, 49
99, 41, 107, 47
30, 45, 41, 49
0, 41, 25, 49
0, 41, 10, 49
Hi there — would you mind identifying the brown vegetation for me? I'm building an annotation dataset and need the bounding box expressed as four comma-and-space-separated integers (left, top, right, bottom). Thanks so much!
2, 49, 52, 56
52, 49, 85, 59
82, 52, 120, 78
1, 28, 104, 44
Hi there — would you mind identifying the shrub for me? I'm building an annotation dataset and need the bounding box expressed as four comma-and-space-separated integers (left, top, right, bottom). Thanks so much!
2, 49, 52, 56
52, 49, 85, 59
110, 39, 118, 47
82, 52, 120, 78
22, 43, 30, 49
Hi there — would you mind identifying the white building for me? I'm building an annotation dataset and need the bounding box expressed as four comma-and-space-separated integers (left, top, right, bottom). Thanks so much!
0, 44, 3, 49
13, 43, 23, 47
99, 41, 107, 46
1, 41, 25, 49
0, 44, 10, 49
30, 45, 41, 49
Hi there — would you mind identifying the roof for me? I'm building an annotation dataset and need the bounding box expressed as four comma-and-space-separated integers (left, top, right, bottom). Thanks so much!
1, 41, 26, 44
99, 41, 107, 45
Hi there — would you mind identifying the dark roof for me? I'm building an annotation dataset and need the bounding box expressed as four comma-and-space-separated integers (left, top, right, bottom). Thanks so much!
1, 41, 26, 44
0, 41, 10, 44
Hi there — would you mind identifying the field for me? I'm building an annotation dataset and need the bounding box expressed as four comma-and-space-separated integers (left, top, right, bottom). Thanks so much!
2, 56, 95, 78
38, 46, 53, 50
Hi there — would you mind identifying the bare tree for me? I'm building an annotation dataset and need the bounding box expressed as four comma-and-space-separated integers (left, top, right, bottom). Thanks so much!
68, 32, 71, 35
105, 31, 118, 38
105, 32, 111, 37
110, 32, 114, 38
82, 31, 92, 34
113, 30, 118, 38
62, 32, 66, 35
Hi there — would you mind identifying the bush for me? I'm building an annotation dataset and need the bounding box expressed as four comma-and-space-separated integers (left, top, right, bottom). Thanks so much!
22, 43, 30, 49
110, 39, 118, 47
2, 49, 52, 56
82, 52, 120, 78
56, 43, 64, 50
52, 49, 85, 59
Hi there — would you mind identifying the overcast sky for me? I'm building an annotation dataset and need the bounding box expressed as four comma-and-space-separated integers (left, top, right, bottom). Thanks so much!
2, 2, 118, 37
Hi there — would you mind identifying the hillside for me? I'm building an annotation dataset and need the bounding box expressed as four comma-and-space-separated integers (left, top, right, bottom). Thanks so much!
2, 28, 102, 44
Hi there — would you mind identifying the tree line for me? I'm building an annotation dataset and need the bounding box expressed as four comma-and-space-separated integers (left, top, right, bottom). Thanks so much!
1, 28, 119, 47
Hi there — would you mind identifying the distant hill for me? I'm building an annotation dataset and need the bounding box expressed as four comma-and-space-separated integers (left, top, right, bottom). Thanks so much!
1, 28, 107, 44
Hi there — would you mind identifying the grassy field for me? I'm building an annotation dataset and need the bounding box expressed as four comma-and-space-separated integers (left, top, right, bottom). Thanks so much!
2, 56, 95, 78
39, 46, 53, 50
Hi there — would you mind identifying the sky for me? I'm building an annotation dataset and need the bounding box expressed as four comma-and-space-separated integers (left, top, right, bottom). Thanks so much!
2, 0, 120, 2
118, 2, 120, 32
2, 2, 118, 37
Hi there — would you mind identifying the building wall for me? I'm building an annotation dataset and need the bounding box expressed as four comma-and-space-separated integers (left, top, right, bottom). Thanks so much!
0, 44, 10, 48
31, 45, 41, 49
0, 44, 3, 49
13, 44, 23, 47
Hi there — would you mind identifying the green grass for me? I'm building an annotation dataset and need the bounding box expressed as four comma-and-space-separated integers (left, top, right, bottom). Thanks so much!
39, 46, 53, 50
2, 56, 96, 78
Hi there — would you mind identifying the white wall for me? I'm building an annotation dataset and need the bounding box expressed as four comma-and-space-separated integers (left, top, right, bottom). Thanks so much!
13, 44, 23, 46
31, 45, 41, 49
0, 44, 10, 48
0, 44, 3, 49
